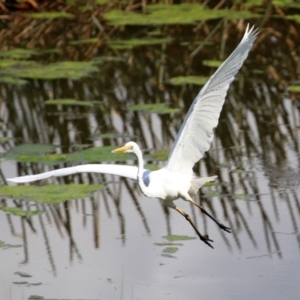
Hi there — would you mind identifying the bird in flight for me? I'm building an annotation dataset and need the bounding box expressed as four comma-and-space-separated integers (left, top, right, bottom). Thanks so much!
8, 25, 258, 248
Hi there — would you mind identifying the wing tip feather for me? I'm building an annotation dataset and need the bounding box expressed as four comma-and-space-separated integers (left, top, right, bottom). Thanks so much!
242, 23, 259, 43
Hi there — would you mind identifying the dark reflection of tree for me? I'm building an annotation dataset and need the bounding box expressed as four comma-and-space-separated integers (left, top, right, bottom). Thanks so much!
1, 20, 300, 267
39, 211, 57, 275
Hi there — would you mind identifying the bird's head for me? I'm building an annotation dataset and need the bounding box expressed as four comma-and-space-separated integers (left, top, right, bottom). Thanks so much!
112, 141, 139, 154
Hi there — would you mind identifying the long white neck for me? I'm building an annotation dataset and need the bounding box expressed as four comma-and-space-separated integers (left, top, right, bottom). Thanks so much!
134, 147, 151, 197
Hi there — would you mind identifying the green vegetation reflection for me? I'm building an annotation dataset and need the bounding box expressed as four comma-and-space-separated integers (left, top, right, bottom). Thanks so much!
3, 144, 129, 165
155, 235, 196, 258
288, 85, 300, 92
162, 235, 196, 241
0, 184, 103, 204
0, 59, 104, 83
45, 99, 101, 107
13, 281, 42, 286
69, 38, 99, 45
1, 206, 43, 217
202, 60, 222, 67
0, 48, 40, 59
107, 37, 173, 49
14, 272, 32, 278
104, 4, 260, 25
0, 240, 22, 249
27, 12, 75, 19
151, 150, 170, 161
169, 76, 207, 86
129, 103, 180, 114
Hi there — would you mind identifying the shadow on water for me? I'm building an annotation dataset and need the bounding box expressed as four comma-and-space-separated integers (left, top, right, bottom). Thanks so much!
0, 1, 300, 299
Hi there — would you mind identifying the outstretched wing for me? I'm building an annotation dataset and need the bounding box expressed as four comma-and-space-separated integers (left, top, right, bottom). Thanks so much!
7, 164, 151, 184
165, 25, 258, 175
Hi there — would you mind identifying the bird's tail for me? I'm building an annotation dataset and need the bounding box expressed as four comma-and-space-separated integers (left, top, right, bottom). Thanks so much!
189, 176, 217, 196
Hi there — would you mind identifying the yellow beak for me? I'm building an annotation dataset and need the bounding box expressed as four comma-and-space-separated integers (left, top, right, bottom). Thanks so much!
111, 145, 129, 153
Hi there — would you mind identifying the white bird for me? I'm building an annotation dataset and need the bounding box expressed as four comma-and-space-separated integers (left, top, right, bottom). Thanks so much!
7, 25, 258, 248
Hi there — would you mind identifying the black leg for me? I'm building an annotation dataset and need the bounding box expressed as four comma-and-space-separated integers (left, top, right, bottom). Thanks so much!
174, 206, 214, 249
191, 201, 231, 233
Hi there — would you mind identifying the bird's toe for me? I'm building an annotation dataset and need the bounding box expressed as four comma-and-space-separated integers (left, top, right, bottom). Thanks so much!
201, 235, 214, 249
220, 224, 231, 233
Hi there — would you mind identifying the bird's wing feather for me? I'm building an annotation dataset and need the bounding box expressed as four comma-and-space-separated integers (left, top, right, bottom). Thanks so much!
165, 25, 258, 175
7, 164, 150, 183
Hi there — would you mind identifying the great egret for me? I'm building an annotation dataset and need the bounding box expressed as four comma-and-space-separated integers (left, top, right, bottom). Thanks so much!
7, 25, 258, 248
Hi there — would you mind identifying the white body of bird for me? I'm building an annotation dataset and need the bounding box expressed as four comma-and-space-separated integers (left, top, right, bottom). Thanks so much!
7, 25, 258, 248
137, 166, 216, 201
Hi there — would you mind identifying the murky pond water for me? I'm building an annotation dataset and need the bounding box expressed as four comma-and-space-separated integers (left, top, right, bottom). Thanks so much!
1, 3, 300, 300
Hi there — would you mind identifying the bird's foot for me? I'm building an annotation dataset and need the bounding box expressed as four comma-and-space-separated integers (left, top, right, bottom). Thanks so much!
201, 234, 214, 249
219, 224, 231, 233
